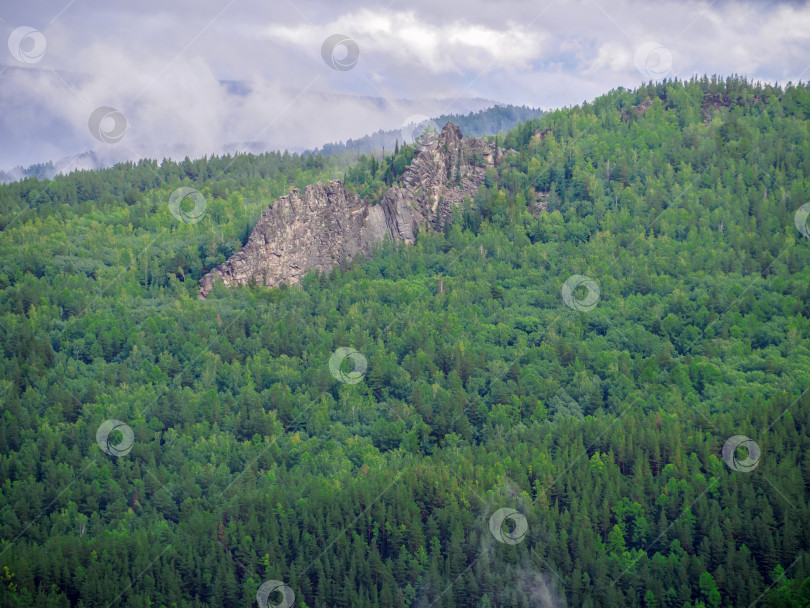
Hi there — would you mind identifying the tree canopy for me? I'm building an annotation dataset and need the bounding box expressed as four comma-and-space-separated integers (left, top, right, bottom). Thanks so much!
1, 75, 809, 607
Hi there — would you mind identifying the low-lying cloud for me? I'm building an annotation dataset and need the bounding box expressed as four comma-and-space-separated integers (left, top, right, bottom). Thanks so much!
1, 0, 809, 173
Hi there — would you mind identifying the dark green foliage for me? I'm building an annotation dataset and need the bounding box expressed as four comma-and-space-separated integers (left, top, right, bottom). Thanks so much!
343, 142, 416, 205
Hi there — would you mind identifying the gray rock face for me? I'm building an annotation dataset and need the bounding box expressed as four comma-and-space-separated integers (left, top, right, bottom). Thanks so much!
198, 122, 499, 298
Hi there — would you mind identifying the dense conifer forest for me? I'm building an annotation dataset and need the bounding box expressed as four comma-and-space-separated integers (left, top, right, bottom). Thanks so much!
1, 76, 810, 607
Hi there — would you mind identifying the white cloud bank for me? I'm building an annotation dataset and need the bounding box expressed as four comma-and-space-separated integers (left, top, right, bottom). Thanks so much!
1, 0, 809, 171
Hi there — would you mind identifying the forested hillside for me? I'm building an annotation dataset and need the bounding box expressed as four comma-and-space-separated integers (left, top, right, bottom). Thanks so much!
1, 75, 810, 607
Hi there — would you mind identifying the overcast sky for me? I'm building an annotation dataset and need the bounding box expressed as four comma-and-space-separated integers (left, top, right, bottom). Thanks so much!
1, 0, 809, 172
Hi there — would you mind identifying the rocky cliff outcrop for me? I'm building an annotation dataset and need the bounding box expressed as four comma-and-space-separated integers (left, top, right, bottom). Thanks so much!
199, 122, 499, 298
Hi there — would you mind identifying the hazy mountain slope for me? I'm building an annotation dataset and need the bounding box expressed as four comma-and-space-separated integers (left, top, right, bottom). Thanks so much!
0, 102, 539, 183
315, 104, 542, 157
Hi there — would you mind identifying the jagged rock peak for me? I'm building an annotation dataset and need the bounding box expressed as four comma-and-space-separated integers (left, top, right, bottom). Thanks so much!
199, 121, 499, 299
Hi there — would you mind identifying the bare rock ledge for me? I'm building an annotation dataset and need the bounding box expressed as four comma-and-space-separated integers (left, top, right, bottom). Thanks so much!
199, 122, 500, 299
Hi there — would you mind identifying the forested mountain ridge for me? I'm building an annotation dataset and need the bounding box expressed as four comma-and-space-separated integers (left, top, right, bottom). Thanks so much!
198, 123, 502, 298
1, 75, 810, 607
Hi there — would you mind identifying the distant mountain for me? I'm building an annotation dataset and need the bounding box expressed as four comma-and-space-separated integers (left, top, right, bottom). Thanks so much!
314, 104, 543, 157
0, 66, 507, 182
0, 102, 539, 184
